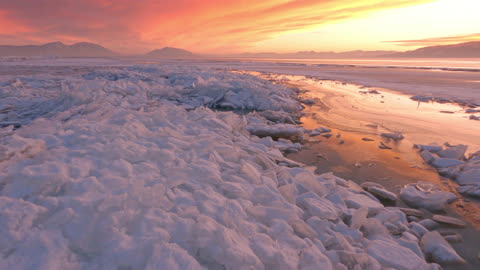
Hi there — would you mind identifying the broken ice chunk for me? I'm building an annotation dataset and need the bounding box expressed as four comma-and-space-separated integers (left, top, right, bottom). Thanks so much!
381, 132, 404, 141
399, 182, 457, 212
247, 123, 304, 139
432, 215, 466, 228
420, 231, 466, 265
437, 144, 467, 160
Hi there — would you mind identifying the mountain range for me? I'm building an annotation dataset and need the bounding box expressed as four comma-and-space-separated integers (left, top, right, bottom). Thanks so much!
386, 41, 480, 58
146, 47, 194, 58
0, 41, 479, 58
227, 50, 396, 59
228, 42, 480, 59
0, 42, 115, 57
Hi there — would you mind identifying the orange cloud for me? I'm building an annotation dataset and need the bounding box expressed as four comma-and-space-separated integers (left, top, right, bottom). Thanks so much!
0, 0, 434, 53
386, 33, 480, 46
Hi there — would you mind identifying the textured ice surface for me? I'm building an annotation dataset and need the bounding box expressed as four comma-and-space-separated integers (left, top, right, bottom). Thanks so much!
416, 143, 480, 198
0, 62, 439, 269
421, 231, 466, 265
400, 182, 457, 212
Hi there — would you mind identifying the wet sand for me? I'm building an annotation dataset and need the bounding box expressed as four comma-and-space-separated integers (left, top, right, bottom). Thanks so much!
246, 71, 480, 269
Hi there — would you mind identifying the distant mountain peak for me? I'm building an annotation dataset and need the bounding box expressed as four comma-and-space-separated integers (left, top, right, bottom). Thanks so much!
0, 41, 115, 57
42, 41, 66, 48
146, 47, 194, 58
72, 42, 101, 46
388, 41, 480, 58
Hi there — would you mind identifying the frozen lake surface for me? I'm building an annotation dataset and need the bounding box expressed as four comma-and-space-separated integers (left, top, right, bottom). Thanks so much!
0, 57, 479, 269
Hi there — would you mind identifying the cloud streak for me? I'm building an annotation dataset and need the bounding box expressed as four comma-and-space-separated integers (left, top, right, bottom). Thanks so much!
386, 33, 480, 46
0, 0, 434, 53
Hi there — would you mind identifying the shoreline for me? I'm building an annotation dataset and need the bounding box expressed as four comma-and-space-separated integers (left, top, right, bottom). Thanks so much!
244, 70, 480, 268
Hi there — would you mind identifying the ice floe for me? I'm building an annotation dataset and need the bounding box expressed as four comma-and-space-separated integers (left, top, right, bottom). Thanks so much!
399, 182, 457, 212
416, 142, 480, 199
432, 215, 466, 228
361, 182, 397, 202
380, 132, 404, 141
421, 231, 466, 265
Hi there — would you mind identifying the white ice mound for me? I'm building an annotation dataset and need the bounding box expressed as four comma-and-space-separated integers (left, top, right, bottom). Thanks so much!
367, 239, 429, 270
456, 160, 480, 186
431, 158, 464, 168
437, 144, 467, 160
247, 123, 304, 139
361, 182, 398, 201
0, 63, 438, 269
420, 231, 466, 265
417, 143, 480, 198
399, 182, 457, 212
414, 144, 442, 153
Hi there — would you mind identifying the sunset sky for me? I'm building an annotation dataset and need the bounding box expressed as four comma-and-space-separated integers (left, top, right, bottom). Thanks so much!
0, 0, 479, 54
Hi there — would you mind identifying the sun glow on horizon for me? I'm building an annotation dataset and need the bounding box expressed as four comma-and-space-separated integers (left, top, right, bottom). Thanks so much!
251, 0, 480, 53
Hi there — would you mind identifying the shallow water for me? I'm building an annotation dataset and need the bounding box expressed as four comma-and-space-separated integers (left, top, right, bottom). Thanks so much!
279, 74, 479, 153
245, 71, 480, 269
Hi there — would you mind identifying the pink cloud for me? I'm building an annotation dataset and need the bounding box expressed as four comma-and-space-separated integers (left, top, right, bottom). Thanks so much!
0, 0, 434, 53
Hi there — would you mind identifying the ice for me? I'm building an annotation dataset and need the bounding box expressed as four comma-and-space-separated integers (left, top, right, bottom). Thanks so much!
372, 208, 409, 236
2, 230, 75, 270
415, 142, 480, 201
431, 157, 464, 168
368, 187, 397, 202
315, 126, 331, 133
343, 192, 383, 212
437, 144, 467, 160
399, 182, 457, 212
420, 150, 436, 163
418, 219, 439, 231
456, 161, 480, 186
420, 231, 466, 265
296, 193, 340, 221
380, 132, 404, 141
0, 197, 47, 253
410, 222, 429, 238
146, 243, 206, 270
414, 144, 442, 153
361, 182, 397, 201
457, 185, 480, 197
300, 98, 315, 105
307, 126, 331, 137
258, 110, 297, 124
444, 233, 463, 243
247, 123, 304, 139
0, 62, 441, 269
411, 95, 434, 102
432, 215, 466, 227
367, 239, 429, 270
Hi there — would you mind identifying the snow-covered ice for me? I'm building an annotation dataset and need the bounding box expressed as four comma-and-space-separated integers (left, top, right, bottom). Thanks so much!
361, 182, 398, 202
432, 215, 467, 228
380, 132, 404, 141
0, 62, 452, 269
421, 231, 466, 265
416, 143, 480, 199
399, 182, 457, 212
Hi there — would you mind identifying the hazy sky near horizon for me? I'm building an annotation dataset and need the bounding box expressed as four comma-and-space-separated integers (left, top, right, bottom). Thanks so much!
0, 0, 479, 54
